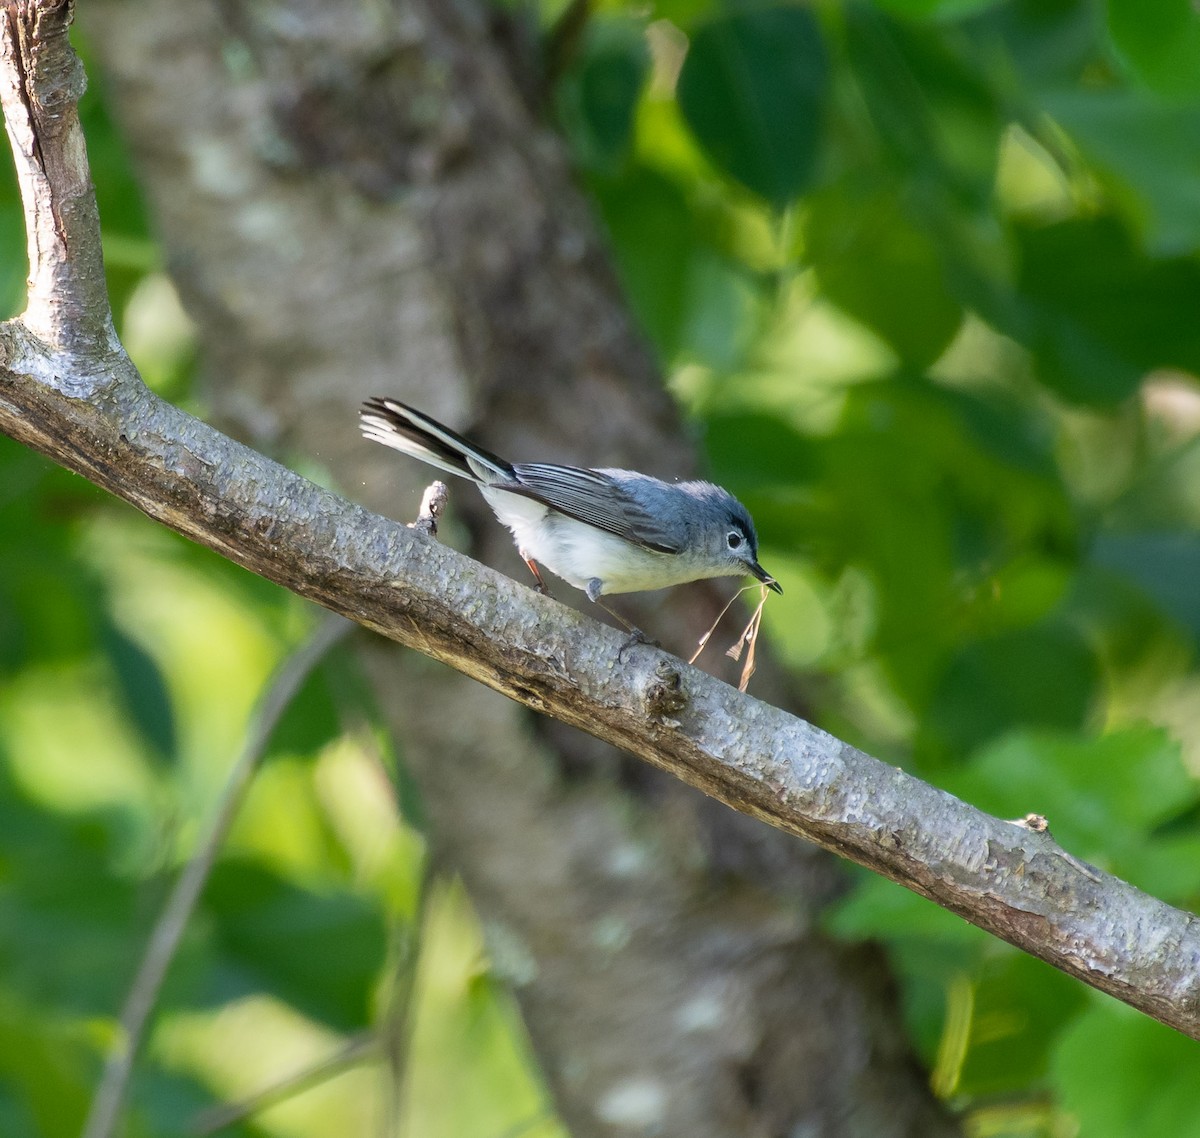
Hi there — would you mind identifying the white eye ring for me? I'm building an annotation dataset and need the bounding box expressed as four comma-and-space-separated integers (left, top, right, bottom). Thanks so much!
727, 531, 743, 550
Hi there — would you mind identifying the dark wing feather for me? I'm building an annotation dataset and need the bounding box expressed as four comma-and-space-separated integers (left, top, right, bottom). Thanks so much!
503, 464, 682, 554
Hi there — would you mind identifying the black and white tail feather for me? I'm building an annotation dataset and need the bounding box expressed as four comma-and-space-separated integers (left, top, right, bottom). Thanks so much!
361, 397, 513, 485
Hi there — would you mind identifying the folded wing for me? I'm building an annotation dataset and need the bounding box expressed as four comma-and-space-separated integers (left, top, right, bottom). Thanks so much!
504, 464, 682, 554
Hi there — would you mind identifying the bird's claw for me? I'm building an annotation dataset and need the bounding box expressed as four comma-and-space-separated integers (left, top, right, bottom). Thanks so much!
617, 627, 659, 662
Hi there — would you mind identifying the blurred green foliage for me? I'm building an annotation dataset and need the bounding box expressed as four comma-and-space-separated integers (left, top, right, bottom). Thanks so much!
554, 0, 1200, 1130
3, 0, 1200, 1134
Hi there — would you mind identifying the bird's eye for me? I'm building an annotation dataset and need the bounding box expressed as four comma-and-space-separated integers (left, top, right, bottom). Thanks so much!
726, 531, 743, 550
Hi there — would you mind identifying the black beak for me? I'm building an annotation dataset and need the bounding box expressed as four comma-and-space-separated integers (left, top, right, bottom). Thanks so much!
748, 560, 783, 594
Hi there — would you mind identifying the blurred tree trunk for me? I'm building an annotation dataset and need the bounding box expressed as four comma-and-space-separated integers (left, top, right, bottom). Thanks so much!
83, 1, 957, 1134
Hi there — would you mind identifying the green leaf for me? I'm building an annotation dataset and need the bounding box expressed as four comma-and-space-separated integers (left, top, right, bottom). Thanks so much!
924, 623, 1100, 758
678, 249, 763, 371
1013, 216, 1200, 405
1121, 833, 1200, 903
260, 657, 344, 760
1041, 90, 1200, 255
1065, 566, 1189, 688
786, 379, 1074, 707
1106, 0, 1200, 97
0, 999, 92, 1138
677, 6, 829, 206
871, 0, 1002, 17
1091, 532, 1200, 641
0, 583, 25, 674
1054, 1003, 1200, 1138
556, 21, 649, 172
806, 187, 963, 367
649, 0, 719, 28
0, 196, 25, 320
203, 860, 387, 1032
0, 800, 151, 1015
0, 127, 27, 319
843, 8, 1004, 205
975, 0, 1102, 88
699, 411, 819, 553
76, 70, 155, 325
701, 411, 817, 491
825, 873, 986, 1063
827, 872, 987, 949
590, 166, 696, 358
956, 953, 1089, 1098
99, 618, 178, 767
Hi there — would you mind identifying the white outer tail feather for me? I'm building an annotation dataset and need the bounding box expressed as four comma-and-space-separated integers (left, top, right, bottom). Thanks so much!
360, 399, 509, 484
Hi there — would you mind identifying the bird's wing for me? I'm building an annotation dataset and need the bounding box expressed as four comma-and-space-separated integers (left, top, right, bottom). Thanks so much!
503, 464, 682, 554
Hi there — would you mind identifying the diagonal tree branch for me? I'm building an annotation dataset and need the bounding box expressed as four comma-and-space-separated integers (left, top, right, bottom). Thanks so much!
2, 0, 1199, 1042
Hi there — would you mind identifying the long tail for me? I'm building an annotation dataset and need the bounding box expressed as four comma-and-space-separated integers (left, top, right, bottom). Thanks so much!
360, 398, 514, 483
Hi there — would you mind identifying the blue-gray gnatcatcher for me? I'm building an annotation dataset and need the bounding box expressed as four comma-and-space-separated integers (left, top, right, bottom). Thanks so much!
360, 398, 782, 610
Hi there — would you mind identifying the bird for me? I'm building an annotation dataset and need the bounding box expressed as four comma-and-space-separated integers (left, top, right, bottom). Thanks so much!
360, 397, 781, 633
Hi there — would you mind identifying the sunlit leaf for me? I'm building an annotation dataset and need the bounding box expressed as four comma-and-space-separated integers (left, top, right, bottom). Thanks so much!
1054, 1004, 1200, 1138
1106, 0, 1200, 98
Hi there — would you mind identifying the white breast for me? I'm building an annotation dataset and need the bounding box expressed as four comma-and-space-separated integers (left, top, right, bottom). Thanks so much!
479, 485, 702, 596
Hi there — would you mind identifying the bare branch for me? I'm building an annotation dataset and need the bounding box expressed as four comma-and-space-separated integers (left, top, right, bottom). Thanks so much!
2, 0, 1199, 1042
1, 0, 114, 354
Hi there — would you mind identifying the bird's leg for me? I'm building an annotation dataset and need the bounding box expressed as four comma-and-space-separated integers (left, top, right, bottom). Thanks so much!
586, 578, 659, 658
522, 554, 552, 595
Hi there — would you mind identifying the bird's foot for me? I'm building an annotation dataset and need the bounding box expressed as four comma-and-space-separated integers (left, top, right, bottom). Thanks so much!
617, 626, 660, 662
586, 579, 659, 657
524, 556, 552, 595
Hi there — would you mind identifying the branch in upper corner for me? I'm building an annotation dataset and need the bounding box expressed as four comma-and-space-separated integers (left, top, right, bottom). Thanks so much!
0, 0, 114, 354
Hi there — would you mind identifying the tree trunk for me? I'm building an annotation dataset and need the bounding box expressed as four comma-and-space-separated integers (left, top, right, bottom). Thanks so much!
81, 1, 957, 1133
